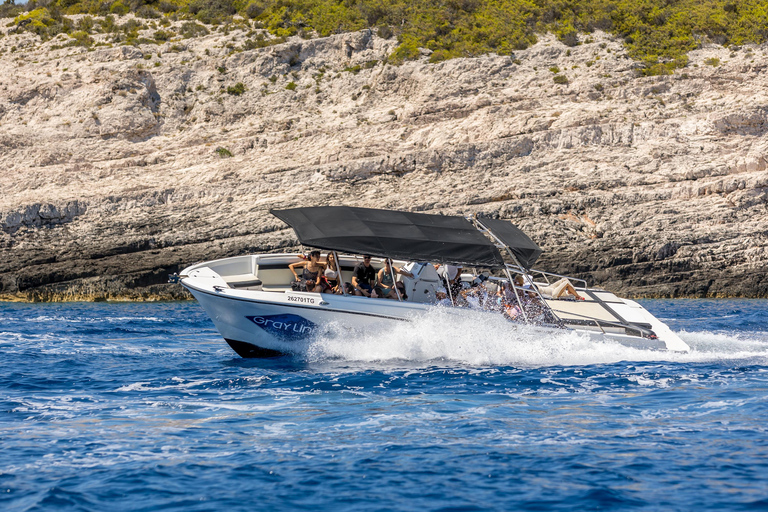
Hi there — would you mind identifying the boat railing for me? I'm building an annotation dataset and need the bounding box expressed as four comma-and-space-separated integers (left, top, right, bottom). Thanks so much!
486, 274, 558, 326
543, 306, 657, 338
468, 215, 588, 290
503, 263, 589, 290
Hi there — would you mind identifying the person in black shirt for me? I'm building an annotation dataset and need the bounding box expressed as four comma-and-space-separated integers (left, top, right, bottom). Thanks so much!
352, 255, 377, 297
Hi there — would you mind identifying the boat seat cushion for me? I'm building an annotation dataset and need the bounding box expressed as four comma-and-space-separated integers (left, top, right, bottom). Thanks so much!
226, 274, 263, 288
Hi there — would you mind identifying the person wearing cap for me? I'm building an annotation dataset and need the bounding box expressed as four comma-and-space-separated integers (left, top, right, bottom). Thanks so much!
352, 255, 377, 297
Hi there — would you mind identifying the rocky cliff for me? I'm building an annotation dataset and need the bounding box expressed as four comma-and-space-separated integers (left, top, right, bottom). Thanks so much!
1, 17, 767, 301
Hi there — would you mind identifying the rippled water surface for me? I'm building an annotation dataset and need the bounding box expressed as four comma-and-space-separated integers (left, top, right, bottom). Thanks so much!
1, 299, 767, 511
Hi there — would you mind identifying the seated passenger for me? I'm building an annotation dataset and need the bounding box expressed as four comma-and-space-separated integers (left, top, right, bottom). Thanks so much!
375, 259, 413, 300
436, 264, 463, 304
289, 250, 323, 293
536, 277, 583, 300
496, 282, 523, 320
352, 255, 378, 297
460, 276, 493, 309
320, 253, 341, 294
513, 275, 538, 299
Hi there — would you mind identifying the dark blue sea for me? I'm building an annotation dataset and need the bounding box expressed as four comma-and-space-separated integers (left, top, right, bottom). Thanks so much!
1, 299, 767, 511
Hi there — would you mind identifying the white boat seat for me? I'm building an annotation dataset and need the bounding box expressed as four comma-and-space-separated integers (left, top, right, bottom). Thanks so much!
225, 274, 263, 289
262, 285, 291, 292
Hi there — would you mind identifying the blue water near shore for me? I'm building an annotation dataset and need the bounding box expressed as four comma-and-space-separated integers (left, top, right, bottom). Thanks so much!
1, 299, 767, 511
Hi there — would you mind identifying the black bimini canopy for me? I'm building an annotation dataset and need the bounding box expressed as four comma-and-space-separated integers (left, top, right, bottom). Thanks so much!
476, 216, 543, 269
270, 206, 505, 268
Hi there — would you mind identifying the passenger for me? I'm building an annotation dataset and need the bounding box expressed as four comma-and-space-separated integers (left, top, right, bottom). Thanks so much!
352, 255, 378, 297
460, 276, 492, 309
512, 275, 537, 300
436, 264, 463, 304
496, 282, 523, 320
375, 259, 414, 300
320, 253, 341, 294
536, 277, 583, 300
289, 250, 323, 293
481, 281, 500, 310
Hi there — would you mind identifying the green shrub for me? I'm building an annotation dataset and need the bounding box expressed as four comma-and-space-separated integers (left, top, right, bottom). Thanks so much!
0, 2, 24, 19
285, 81, 297, 90
136, 5, 160, 19
69, 29, 93, 46
704, 57, 720, 67
245, 2, 264, 19
76, 15, 94, 33
158, 2, 179, 13
216, 147, 233, 158
389, 34, 420, 65
554, 21, 579, 47
13, 8, 56, 38
99, 15, 117, 34
377, 25, 393, 39
553, 74, 568, 85
154, 29, 173, 42
227, 82, 246, 95
180, 22, 209, 39
14, 0, 768, 74
109, 0, 129, 15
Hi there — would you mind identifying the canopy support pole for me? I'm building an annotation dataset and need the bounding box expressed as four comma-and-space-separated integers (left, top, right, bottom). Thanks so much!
389, 259, 403, 302
503, 266, 530, 323
472, 216, 559, 325
445, 268, 455, 305
333, 251, 346, 296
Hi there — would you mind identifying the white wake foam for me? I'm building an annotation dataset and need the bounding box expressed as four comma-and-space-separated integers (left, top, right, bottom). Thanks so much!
303, 307, 768, 367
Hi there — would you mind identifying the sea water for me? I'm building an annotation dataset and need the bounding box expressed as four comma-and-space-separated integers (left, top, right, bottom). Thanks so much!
1, 299, 767, 511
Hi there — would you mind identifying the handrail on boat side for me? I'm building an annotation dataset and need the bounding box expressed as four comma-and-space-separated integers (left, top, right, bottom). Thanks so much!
545, 307, 657, 338
503, 263, 589, 290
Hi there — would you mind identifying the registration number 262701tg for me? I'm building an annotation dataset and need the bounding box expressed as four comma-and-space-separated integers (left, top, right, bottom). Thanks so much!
287, 295, 315, 304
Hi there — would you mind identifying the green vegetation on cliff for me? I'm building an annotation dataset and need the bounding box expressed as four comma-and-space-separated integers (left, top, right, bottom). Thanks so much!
4, 0, 768, 74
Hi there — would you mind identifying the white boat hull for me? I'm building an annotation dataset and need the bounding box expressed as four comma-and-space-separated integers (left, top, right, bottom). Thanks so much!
182, 273, 688, 357
184, 280, 429, 356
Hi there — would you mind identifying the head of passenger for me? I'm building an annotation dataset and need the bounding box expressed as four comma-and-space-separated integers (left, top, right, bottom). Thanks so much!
308, 250, 321, 262
514, 276, 524, 287
362, 255, 372, 267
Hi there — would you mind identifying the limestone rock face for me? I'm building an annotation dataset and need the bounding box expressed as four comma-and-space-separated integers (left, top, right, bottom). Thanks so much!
0, 20, 766, 301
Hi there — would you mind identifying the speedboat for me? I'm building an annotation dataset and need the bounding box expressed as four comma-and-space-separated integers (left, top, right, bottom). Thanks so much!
175, 206, 690, 357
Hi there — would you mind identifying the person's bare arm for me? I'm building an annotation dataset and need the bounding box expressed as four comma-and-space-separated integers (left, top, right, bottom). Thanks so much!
394, 266, 413, 278
288, 261, 305, 280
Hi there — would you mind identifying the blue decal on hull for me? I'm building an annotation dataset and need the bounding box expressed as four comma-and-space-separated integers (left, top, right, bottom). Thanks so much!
246, 314, 316, 340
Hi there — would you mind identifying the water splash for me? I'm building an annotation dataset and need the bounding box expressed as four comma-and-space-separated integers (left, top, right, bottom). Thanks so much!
304, 307, 768, 367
